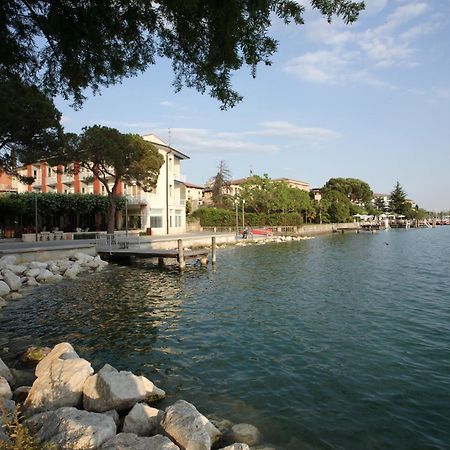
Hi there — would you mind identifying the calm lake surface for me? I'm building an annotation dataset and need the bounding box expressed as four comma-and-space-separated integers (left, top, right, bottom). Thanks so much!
1, 227, 450, 449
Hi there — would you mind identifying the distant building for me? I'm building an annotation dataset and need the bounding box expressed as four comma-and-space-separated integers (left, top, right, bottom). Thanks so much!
13, 134, 189, 235
272, 178, 310, 192
311, 188, 322, 202
185, 182, 204, 210
0, 172, 17, 193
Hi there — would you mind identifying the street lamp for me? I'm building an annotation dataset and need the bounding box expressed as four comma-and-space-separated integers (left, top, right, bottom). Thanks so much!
234, 199, 239, 236
34, 193, 38, 242
242, 199, 246, 229
125, 196, 128, 236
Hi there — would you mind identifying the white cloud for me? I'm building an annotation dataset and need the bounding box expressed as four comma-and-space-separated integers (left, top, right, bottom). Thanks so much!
157, 121, 340, 155
284, 2, 434, 88
160, 100, 175, 108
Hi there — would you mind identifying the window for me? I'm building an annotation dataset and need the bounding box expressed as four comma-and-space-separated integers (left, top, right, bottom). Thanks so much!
175, 210, 182, 227
47, 167, 52, 176
149, 209, 163, 228
81, 187, 86, 194
33, 170, 37, 177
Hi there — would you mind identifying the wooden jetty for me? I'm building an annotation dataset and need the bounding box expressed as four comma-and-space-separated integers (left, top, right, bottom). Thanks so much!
97, 237, 217, 270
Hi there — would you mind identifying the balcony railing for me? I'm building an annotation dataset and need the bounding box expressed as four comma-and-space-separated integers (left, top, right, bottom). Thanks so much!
125, 195, 148, 205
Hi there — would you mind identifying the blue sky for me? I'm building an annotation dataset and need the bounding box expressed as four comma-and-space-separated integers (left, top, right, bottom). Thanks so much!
56, 0, 450, 211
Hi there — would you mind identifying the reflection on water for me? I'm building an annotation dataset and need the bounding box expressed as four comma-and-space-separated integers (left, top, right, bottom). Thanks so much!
1, 228, 450, 450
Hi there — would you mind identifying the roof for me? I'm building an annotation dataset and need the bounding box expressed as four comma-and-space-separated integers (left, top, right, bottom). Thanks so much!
184, 182, 204, 189
229, 176, 258, 185
141, 134, 190, 160
272, 177, 310, 185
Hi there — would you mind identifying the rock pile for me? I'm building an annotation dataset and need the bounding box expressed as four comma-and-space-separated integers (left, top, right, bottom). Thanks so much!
0, 253, 108, 309
0, 343, 265, 449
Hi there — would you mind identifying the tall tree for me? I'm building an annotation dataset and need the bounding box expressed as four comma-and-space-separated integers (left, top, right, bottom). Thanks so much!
1, 1, 364, 108
211, 160, 232, 208
0, 76, 64, 179
323, 177, 373, 205
389, 181, 409, 216
70, 126, 164, 234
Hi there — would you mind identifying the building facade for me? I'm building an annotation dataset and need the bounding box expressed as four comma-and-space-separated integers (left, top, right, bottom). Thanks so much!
13, 134, 189, 235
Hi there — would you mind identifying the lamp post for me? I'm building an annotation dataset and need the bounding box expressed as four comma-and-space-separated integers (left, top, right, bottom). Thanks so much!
34, 193, 38, 242
234, 199, 239, 236
125, 196, 128, 236
242, 199, 246, 229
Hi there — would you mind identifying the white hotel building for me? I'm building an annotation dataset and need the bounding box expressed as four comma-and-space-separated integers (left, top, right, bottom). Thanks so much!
16, 134, 189, 235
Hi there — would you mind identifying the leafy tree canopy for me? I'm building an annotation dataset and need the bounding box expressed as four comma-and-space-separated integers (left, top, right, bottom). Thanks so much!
1, 0, 364, 108
0, 76, 64, 179
239, 174, 312, 215
323, 177, 373, 204
320, 189, 352, 223
65, 125, 164, 233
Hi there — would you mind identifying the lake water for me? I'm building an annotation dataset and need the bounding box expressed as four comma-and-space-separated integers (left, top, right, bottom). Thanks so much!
1, 228, 449, 449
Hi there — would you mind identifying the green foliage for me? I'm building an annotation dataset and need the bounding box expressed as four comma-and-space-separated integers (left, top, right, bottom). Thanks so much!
389, 181, 409, 216
239, 175, 312, 215
0, 404, 57, 449
319, 190, 353, 223
323, 177, 373, 204
0, 76, 63, 178
0, 192, 124, 219
210, 160, 232, 208
1, 1, 364, 108
191, 207, 304, 227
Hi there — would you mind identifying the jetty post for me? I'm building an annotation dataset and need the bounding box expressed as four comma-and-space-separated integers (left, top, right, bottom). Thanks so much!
211, 237, 217, 265
178, 239, 185, 270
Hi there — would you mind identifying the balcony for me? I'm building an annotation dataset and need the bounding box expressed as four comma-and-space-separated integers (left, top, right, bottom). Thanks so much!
46, 176, 57, 186
125, 195, 148, 206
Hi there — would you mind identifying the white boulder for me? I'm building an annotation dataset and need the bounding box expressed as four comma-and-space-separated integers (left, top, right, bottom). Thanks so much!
0, 255, 16, 268
100, 433, 179, 450
2, 271, 21, 291
24, 268, 41, 278
161, 400, 221, 450
0, 297, 7, 309
26, 277, 39, 286
0, 376, 12, 400
28, 406, 116, 449
123, 403, 162, 436
0, 281, 10, 297
23, 357, 93, 415
64, 263, 81, 279
36, 269, 54, 282
35, 343, 79, 378
83, 364, 165, 412
29, 261, 48, 269
229, 424, 262, 447
5, 264, 27, 275
73, 252, 94, 263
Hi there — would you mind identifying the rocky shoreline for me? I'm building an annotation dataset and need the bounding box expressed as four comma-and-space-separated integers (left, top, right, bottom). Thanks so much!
1, 343, 267, 449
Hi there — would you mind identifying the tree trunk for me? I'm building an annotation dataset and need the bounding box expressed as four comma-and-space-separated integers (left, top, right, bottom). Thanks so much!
107, 195, 116, 234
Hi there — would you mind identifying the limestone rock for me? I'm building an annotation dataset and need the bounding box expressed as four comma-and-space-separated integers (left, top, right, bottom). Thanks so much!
83, 364, 165, 412
10, 369, 36, 388
26, 277, 39, 286
229, 424, 262, 447
102, 410, 120, 427
0, 280, 12, 296
0, 255, 16, 268
21, 346, 52, 365
0, 297, 7, 309
13, 386, 31, 403
28, 261, 48, 269
101, 433, 180, 450
36, 269, 54, 282
218, 445, 250, 450
0, 358, 13, 384
28, 406, 116, 449
0, 376, 12, 400
73, 252, 94, 263
24, 355, 93, 415
5, 264, 27, 275
123, 403, 162, 436
2, 270, 22, 291
24, 358, 93, 414
47, 274, 64, 283
64, 263, 81, 279
35, 342, 79, 378
47, 263, 61, 274
161, 400, 221, 450
6, 292, 23, 301
24, 268, 41, 278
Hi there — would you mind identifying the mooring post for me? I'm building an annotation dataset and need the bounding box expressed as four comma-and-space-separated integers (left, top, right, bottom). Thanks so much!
178, 239, 185, 270
211, 236, 216, 265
